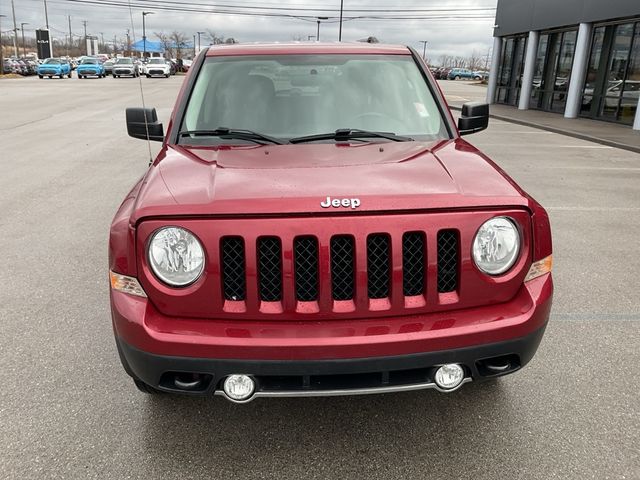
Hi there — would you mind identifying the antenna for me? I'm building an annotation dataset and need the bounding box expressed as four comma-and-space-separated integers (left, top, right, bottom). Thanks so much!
127, 0, 153, 164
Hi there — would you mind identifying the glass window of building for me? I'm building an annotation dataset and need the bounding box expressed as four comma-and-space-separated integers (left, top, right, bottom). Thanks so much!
581, 20, 640, 125
497, 35, 527, 106
529, 30, 578, 112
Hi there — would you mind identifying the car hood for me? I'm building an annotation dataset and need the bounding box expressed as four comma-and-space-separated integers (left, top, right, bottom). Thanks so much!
131, 139, 528, 222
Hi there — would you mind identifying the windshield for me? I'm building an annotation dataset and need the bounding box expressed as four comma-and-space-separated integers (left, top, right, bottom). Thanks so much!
116, 58, 132, 64
81, 59, 98, 64
43, 59, 60, 65
180, 54, 448, 143
148, 59, 165, 64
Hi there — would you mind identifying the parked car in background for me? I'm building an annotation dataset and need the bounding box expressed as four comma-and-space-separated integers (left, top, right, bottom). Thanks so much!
473, 71, 489, 81
433, 68, 451, 80
103, 59, 116, 75
447, 68, 474, 80
37, 58, 72, 79
143, 58, 171, 78
113, 57, 140, 78
3, 59, 14, 74
77, 57, 106, 78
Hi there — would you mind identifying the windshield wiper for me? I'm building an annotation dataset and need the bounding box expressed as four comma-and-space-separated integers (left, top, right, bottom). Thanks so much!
289, 129, 413, 144
179, 128, 284, 145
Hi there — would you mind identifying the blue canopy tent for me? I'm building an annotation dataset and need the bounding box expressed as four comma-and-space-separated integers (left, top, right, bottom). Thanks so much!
130, 39, 165, 54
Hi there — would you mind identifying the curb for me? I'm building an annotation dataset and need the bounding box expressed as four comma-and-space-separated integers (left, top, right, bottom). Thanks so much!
449, 105, 640, 154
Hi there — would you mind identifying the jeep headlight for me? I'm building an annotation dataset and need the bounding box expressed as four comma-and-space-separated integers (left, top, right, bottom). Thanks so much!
472, 217, 520, 276
148, 227, 205, 286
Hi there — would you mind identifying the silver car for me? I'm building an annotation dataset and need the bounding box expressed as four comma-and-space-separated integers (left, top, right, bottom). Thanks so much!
112, 57, 140, 78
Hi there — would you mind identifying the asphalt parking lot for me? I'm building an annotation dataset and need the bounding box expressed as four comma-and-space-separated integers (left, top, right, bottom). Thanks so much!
1, 75, 638, 479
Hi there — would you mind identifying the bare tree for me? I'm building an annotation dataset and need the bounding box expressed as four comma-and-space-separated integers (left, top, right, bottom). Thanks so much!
206, 30, 226, 45
467, 50, 483, 71
155, 32, 173, 58
170, 31, 188, 59
438, 54, 454, 68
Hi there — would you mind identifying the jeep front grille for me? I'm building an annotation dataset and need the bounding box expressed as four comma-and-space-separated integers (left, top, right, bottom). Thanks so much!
142, 211, 530, 319
367, 234, 391, 299
437, 230, 459, 293
330, 236, 355, 301
402, 232, 426, 297
294, 237, 319, 302
221, 237, 246, 301
257, 237, 282, 302
218, 229, 459, 310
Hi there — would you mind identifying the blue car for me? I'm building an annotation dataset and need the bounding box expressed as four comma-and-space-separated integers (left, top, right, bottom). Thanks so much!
447, 68, 474, 80
77, 57, 106, 79
37, 58, 72, 79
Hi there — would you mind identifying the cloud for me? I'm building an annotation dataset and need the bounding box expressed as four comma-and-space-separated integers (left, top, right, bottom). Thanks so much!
9, 0, 497, 60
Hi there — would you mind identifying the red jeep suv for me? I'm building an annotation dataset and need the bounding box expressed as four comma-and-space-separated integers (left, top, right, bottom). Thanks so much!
110, 43, 553, 403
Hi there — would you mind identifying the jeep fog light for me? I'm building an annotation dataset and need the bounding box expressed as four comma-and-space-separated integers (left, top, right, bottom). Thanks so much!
473, 217, 520, 275
223, 375, 256, 402
434, 364, 465, 391
524, 255, 553, 282
148, 227, 205, 287
109, 271, 147, 297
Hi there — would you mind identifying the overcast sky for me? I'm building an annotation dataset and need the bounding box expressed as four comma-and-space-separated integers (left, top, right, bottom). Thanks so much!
10, 0, 497, 60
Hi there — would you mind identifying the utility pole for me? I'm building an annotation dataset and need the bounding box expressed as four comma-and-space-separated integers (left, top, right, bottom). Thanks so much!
67, 16, 72, 56
338, 0, 344, 41
11, 0, 18, 57
0, 15, 6, 73
316, 17, 328, 42
193, 34, 196, 57
197, 31, 205, 52
125, 29, 130, 56
113, 34, 117, 55
419, 40, 428, 62
20, 22, 28, 56
142, 11, 153, 58
43, 0, 49, 29
82, 20, 88, 55
99, 31, 104, 51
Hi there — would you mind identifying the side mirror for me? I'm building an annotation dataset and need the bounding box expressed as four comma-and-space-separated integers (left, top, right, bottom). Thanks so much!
457, 102, 489, 136
126, 107, 164, 142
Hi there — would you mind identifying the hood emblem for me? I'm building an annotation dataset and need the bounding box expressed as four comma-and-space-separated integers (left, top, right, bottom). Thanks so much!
320, 196, 361, 209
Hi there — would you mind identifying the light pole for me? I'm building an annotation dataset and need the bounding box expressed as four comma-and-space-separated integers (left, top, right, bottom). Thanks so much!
339, 0, 344, 41
0, 15, 6, 74
11, 0, 18, 57
419, 40, 428, 62
197, 31, 205, 52
20, 22, 28, 56
316, 17, 328, 42
43, 0, 49, 29
142, 11, 154, 58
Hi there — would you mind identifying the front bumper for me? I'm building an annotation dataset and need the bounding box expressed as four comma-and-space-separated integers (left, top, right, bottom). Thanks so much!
113, 68, 135, 75
112, 274, 552, 398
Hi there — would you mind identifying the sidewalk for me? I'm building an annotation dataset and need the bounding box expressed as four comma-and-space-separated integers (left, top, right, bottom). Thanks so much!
484, 104, 640, 154
438, 81, 640, 154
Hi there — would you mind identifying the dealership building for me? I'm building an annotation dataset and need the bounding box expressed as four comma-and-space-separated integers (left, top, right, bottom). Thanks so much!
487, 0, 640, 130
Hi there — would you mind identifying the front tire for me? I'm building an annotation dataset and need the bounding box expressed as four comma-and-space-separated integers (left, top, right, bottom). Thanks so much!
38, 75, 43, 79
455, 75, 461, 80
